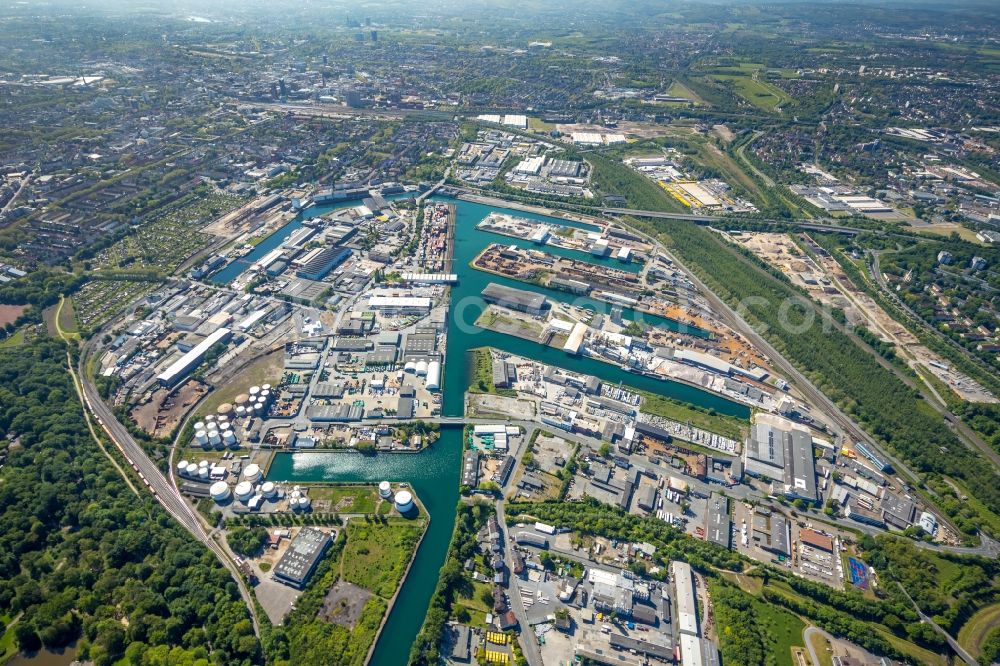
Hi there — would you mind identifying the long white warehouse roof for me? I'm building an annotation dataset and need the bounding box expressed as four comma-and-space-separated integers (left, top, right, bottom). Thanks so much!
679, 634, 704, 666
671, 560, 699, 637
563, 322, 588, 354
156, 327, 231, 384
368, 296, 433, 309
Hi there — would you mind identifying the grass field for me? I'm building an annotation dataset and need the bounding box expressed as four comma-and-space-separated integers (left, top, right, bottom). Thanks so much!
57, 296, 78, 335
753, 598, 805, 666
452, 580, 494, 628
0, 328, 25, 348
807, 629, 833, 666
665, 80, 705, 104
958, 603, 1000, 657
704, 73, 792, 111
638, 388, 749, 440
342, 519, 424, 598
309, 485, 380, 514
911, 222, 982, 244
876, 628, 949, 666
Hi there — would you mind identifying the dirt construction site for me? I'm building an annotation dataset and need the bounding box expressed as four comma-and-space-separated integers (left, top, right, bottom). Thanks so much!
730, 231, 995, 403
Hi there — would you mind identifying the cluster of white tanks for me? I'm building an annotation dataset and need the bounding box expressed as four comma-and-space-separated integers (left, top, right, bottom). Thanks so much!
241, 384, 272, 417
193, 413, 239, 451
288, 486, 312, 511
379, 481, 416, 513
176, 459, 213, 480
192, 383, 275, 449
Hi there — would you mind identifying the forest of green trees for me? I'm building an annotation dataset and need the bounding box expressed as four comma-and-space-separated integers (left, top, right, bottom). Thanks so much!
0, 339, 259, 665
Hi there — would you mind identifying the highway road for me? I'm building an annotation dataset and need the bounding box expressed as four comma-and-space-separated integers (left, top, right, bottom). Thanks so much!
77, 341, 261, 637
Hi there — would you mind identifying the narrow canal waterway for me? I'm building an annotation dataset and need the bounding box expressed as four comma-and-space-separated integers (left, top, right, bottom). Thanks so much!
267, 427, 463, 666
264, 195, 749, 665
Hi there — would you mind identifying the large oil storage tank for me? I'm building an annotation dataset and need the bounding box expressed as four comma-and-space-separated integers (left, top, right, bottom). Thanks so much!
198, 466, 210, 479
244, 463, 262, 484
217, 402, 234, 417
235, 393, 250, 407
249, 386, 260, 398
394, 490, 415, 513
261, 383, 272, 392
234, 481, 254, 501
415, 360, 428, 376
194, 429, 208, 446
207, 429, 221, 446
261, 481, 277, 499
235, 405, 248, 419
223, 430, 237, 446
425, 361, 441, 390
296, 496, 311, 510
379, 481, 392, 499
177, 460, 190, 476
210, 481, 231, 502
194, 421, 206, 432
185, 462, 199, 477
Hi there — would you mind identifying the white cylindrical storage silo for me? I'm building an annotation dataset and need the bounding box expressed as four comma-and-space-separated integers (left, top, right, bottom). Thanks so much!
204, 414, 216, 425
404, 361, 416, 373
298, 496, 311, 510
425, 361, 441, 390
194, 429, 208, 446
194, 421, 206, 432
261, 481, 276, 499
223, 430, 237, 446
261, 383, 272, 392
415, 360, 428, 376
210, 481, 231, 502
249, 386, 260, 398
244, 463, 261, 484
234, 481, 254, 501
252, 401, 264, 415
379, 481, 392, 499
260, 389, 271, 403
198, 466, 210, 479
236, 405, 247, 419
177, 460, 190, 475
394, 490, 414, 513
185, 462, 199, 477
208, 429, 221, 446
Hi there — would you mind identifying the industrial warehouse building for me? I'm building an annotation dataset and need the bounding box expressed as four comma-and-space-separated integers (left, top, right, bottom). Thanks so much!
274, 527, 332, 589
481, 282, 549, 315
671, 561, 699, 637
368, 295, 433, 314
156, 327, 232, 386
295, 246, 352, 280
743, 416, 818, 503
